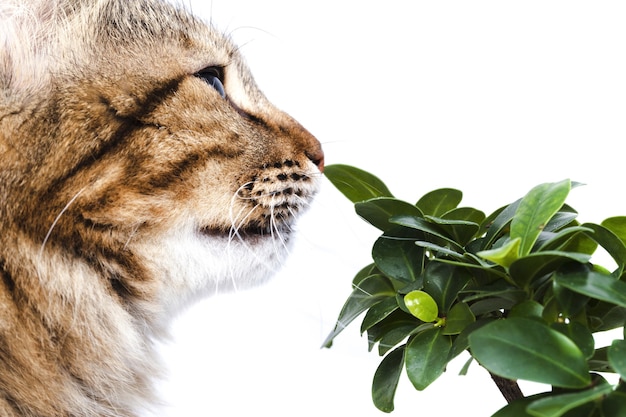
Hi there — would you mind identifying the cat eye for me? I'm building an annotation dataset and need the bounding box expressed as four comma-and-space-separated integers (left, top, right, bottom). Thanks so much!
195, 67, 226, 98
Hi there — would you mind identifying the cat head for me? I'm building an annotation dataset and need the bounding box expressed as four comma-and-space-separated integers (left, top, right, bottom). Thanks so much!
0, 0, 324, 317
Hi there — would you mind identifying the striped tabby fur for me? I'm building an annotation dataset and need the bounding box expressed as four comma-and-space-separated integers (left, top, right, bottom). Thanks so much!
0, 0, 324, 415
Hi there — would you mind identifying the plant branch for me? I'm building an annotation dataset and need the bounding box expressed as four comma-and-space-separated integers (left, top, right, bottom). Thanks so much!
490, 373, 524, 403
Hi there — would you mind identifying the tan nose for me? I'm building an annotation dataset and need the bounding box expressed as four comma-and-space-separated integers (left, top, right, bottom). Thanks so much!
307, 147, 325, 173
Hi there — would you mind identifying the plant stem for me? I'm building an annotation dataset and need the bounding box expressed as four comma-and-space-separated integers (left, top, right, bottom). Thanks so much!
490, 373, 524, 403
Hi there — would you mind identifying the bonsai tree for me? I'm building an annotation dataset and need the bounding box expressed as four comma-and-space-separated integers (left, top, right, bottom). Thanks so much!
323, 164, 626, 417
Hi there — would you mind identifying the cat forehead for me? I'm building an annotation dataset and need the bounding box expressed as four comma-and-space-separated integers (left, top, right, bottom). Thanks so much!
85, 0, 237, 66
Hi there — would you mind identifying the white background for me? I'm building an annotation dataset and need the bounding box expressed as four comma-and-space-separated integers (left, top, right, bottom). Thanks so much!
157, 2, 626, 416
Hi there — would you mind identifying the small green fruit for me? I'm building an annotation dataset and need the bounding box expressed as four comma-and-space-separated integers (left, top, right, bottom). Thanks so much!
404, 290, 439, 322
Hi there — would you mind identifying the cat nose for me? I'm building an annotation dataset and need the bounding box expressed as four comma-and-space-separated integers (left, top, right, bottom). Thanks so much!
307, 147, 325, 173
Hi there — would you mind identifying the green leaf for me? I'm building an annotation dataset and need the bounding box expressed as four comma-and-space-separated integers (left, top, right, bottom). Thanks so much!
448, 319, 494, 361
511, 179, 571, 257
440, 207, 486, 245
373, 234, 424, 282
477, 237, 522, 268
608, 339, 626, 380
602, 383, 626, 417
509, 300, 544, 321
587, 303, 626, 332
543, 211, 578, 232
375, 320, 419, 356
352, 263, 380, 288
361, 297, 400, 333
404, 291, 438, 322
415, 241, 465, 260
492, 395, 549, 417
550, 322, 595, 359
422, 262, 471, 313
537, 226, 594, 252
581, 223, 626, 277
602, 216, 626, 247
355, 198, 424, 231
415, 188, 462, 217
481, 200, 521, 250
508, 251, 592, 289
364, 309, 416, 354
425, 215, 481, 248
442, 302, 475, 335
405, 328, 451, 390
588, 346, 612, 373
389, 215, 463, 251
469, 318, 591, 388
553, 281, 590, 318
323, 275, 396, 347
458, 356, 473, 376
324, 164, 393, 203
526, 381, 612, 417
372, 346, 405, 413
554, 264, 626, 308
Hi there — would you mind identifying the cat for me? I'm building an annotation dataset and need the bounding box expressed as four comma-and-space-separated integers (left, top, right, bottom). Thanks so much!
0, 0, 324, 415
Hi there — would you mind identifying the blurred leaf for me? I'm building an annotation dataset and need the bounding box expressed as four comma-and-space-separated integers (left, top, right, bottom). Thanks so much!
587, 302, 626, 332
509, 300, 544, 321
404, 291, 439, 322
608, 339, 626, 380
550, 322, 595, 359
526, 381, 612, 417
492, 395, 550, 417
581, 223, 626, 277
469, 297, 515, 316
554, 264, 626, 308
559, 231, 598, 257
553, 281, 590, 318
355, 198, 424, 231
373, 235, 424, 282
372, 346, 405, 413
602, 216, 626, 247
458, 356, 473, 376
511, 179, 571, 257
477, 237, 521, 269
405, 328, 451, 390
588, 346, 612, 373
543, 211, 578, 232
602, 383, 626, 417
423, 262, 471, 313
448, 319, 494, 361
415, 188, 462, 217
508, 251, 591, 289
538, 226, 594, 252
442, 302, 475, 335
469, 318, 591, 388
324, 164, 393, 203
323, 275, 396, 347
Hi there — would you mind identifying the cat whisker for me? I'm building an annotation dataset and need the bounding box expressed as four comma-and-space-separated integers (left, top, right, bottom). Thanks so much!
123, 224, 141, 250
38, 186, 86, 259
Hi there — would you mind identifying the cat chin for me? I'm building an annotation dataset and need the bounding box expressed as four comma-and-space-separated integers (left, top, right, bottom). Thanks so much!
141, 226, 293, 318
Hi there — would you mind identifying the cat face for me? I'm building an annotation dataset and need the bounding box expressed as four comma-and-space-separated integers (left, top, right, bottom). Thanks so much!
1, 0, 324, 315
